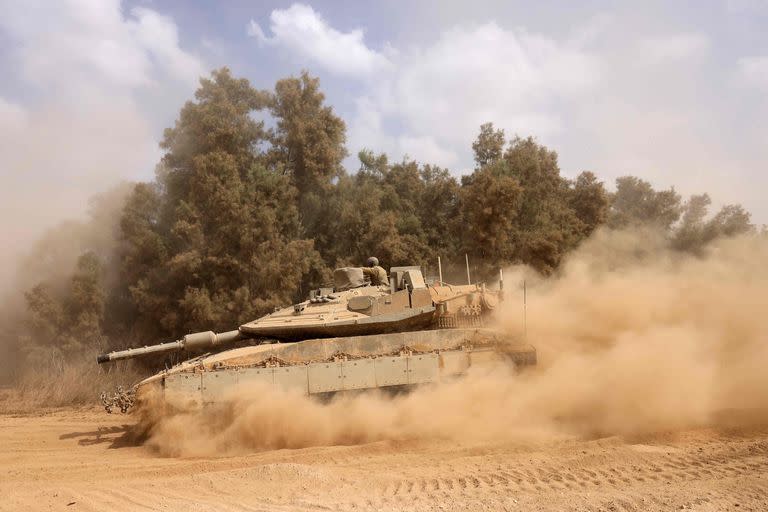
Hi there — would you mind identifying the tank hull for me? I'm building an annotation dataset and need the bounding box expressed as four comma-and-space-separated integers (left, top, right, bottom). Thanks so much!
133, 329, 536, 409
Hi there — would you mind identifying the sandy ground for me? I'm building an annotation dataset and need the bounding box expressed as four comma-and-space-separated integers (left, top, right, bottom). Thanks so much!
0, 409, 766, 512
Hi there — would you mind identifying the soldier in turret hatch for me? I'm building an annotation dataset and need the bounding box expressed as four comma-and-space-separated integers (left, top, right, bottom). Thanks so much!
362, 256, 388, 286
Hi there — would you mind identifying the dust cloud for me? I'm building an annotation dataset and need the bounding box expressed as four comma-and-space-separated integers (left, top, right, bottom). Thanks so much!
0, 102, 156, 298
143, 229, 768, 457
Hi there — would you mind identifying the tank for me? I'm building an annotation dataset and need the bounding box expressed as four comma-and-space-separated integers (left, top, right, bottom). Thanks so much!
97, 265, 536, 413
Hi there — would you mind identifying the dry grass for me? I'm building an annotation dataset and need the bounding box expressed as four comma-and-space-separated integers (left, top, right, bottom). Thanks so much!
0, 359, 145, 414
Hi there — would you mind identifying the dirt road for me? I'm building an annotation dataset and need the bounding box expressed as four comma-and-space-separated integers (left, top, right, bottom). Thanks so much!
1, 409, 766, 512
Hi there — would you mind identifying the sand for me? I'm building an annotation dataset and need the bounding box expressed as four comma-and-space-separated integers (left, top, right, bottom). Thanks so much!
1, 408, 766, 512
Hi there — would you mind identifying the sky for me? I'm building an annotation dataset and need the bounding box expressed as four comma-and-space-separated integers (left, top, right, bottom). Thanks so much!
1, 0, 767, 289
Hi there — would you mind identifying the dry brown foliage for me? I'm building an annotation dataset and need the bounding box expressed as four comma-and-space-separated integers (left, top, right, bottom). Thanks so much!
0, 359, 144, 414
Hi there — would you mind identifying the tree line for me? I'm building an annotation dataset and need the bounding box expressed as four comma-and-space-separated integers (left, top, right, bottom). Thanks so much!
1, 68, 756, 375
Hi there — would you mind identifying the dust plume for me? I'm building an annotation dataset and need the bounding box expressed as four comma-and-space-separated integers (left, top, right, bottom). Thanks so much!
144, 229, 768, 457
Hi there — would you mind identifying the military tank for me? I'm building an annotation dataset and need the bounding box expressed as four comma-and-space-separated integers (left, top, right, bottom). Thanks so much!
97, 265, 536, 413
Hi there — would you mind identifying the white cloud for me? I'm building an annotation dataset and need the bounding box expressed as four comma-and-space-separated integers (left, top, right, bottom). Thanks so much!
397, 135, 460, 167
737, 56, 768, 88
130, 7, 205, 87
247, 3, 390, 76
247, 20, 269, 44
248, 5, 599, 168
349, 22, 598, 168
637, 33, 710, 62
0, 0, 203, 97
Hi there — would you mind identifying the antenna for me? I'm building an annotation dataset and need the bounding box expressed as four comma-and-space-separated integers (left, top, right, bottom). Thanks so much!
437, 256, 443, 285
465, 253, 471, 285
523, 279, 527, 340
499, 268, 504, 300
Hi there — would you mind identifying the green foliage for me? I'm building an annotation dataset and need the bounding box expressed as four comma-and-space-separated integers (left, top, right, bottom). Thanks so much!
459, 163, 523, 272
269, 71, 347, 230
609, 176, 682, 230
570, 171, 609, 237
160, 68, 270, 172
315, 152, 454, 270
472, 122, 505, 167
672, 194, 754, 253
416, 164, 462, 257
22, 252, 106, 366
269, 71, 347, 191
115, 68, 323, 343
66, 252, 105, 345
460, 134, 609, 276
503, 137, 586, 273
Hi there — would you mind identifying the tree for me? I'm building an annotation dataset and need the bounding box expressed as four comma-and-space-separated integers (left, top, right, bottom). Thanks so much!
472, 122, 505, 167
459, 164, 523, 275
670, 194, 753, 253
315, 152, 432, 269
417, 164, 461, 258
569, 171, 609, 238
23, 284, 63, 353
608, 176, 682, 230
671, 194, 711, 252
269, 71, 347, 231
461, 133, 601, 275
116, 68, 323, 343
501, 136, 585, 273
160, 68, 270, 174
22, 251, 106, 365
706, 204, 753, 239
65, 252, 106, 349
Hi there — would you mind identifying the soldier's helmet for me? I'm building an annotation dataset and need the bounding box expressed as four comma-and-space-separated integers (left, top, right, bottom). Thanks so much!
366, 257, 379, 267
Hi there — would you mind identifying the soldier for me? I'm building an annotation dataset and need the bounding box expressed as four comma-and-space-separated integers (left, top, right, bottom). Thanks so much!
362, 257, 388, 286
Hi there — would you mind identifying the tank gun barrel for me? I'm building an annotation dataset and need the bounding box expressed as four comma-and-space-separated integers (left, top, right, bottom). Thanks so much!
96, 329, 248, 364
